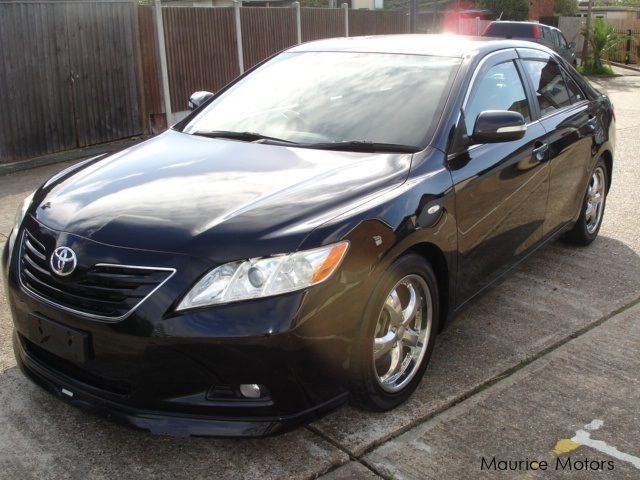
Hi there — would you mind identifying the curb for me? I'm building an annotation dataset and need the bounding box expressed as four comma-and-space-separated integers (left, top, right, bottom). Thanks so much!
610, 61, 640, 73
0, 136, 149, 176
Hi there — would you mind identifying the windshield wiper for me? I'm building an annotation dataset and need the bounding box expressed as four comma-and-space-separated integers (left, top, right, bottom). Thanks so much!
191, 132, 418, 153
191, 130, 298, 145
301, 141, 419, 153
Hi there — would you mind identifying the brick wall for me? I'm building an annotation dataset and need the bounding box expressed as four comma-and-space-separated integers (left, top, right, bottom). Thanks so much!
529, 0, 554, 20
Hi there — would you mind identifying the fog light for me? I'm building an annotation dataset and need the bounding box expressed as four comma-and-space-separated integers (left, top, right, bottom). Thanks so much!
239, 383, 262, 399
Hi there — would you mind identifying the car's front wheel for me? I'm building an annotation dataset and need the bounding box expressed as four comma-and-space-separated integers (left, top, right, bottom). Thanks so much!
563, 157, 608, 246
350, 254, 440, 411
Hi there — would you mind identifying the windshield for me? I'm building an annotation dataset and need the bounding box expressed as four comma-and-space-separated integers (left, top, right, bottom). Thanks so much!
181, 51, 461, 149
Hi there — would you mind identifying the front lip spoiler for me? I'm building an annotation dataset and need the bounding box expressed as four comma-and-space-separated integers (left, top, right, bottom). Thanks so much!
14, 332, 348, 438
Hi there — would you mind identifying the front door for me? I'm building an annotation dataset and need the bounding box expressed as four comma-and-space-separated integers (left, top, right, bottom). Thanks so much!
449, 50, 550, 303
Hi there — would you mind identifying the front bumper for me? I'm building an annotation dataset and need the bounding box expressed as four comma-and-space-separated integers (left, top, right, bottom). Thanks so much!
14, 331, 347, 437
2, 220, 363, 437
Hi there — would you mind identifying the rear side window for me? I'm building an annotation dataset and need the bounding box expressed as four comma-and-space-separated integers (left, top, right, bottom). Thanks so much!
465, 61, 531, 135
483, 23, 539, 39
522, 59, 571, 115
563, 70, 586, 102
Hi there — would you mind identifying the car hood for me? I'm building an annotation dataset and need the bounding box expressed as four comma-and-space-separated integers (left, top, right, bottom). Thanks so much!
33, 130, 412, 262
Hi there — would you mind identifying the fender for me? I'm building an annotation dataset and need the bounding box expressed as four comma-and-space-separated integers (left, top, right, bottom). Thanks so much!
299, 147, 457, 334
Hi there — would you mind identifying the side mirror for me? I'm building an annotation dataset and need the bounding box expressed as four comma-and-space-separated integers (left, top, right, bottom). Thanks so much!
472, 110, 526, 144
568, 41, 576, 50
188, 91, 214, 111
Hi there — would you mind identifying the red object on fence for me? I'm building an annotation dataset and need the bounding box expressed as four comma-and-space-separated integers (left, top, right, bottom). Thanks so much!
441, 1, 492, 35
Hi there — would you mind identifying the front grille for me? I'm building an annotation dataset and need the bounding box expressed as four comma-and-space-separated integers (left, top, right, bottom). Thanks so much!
19, 228, 175, 321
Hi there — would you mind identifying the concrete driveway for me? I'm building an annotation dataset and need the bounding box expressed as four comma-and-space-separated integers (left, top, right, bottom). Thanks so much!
1, 71, 639, 480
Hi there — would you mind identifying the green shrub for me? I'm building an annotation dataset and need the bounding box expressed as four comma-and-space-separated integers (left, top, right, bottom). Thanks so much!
478, 0, 529, 21
555, 0, 578, 16
577, 63, 615, 76
582, 18, 619, 73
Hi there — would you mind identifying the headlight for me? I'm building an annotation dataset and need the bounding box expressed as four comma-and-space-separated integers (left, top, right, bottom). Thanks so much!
7, 192, 35, 263
176, 241, 349, 311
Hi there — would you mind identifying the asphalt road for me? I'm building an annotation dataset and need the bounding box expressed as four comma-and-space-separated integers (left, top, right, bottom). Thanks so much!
1, 70, 639, 480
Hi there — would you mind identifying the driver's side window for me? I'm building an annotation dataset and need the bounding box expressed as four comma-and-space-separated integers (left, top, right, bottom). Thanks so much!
464, 61, 531, 136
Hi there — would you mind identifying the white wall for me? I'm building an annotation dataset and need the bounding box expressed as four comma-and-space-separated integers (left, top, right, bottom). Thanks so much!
351, 0, 374, 10
559, 16, 584, 55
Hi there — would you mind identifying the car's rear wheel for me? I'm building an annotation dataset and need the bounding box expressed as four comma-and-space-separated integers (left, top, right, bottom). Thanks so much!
350, 254, 439, 411
563, 158, 608, 246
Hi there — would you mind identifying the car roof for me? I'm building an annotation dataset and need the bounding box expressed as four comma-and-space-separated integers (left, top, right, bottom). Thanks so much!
287, 34, 552, 58
488, 20, 560, 31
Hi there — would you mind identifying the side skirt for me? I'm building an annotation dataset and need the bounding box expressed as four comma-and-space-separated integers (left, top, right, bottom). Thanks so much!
447, 221, 574, 323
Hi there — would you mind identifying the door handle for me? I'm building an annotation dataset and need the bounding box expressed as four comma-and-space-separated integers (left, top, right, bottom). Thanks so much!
586, 114, 597, 132
533, 142, 548, 162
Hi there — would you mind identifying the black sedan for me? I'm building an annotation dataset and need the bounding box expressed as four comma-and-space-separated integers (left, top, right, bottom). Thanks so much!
1, 35, 615, 437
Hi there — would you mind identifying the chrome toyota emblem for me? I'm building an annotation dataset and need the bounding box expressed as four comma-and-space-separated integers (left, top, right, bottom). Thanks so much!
50, 246, 77, 276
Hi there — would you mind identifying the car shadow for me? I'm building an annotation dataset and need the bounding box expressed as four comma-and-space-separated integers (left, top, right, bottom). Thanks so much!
309, 233, 640, 452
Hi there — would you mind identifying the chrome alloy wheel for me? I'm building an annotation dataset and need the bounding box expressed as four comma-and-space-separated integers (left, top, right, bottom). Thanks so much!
586, 166, 606, 234
372, 274, 433, 393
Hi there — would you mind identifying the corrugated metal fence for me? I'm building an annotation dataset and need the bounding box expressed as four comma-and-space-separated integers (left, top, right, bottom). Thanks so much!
1, 2, 415, 165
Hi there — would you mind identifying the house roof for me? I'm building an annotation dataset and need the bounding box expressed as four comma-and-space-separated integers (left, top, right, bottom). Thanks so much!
578, 4, 640, 12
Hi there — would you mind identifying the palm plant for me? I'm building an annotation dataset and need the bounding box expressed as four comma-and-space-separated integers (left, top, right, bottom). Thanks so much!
583, 18, 619, 71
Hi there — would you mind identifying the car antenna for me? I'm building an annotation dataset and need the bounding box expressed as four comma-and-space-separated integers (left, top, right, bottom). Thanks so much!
497, 11, 503, 20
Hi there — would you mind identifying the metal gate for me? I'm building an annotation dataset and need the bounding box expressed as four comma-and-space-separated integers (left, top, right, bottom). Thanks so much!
0, 0, 142, 164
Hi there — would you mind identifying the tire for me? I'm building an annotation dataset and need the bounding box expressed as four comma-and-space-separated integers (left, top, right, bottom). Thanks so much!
350, 253, 440, 411
563, 157, 608, 246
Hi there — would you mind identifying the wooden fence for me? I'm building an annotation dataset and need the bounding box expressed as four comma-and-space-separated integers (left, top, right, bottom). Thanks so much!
241, 7, 298, 71
0, 0, 142, 164
301, 7, 345, 42
162, 6, 239, 113
610, 29, 640, 65
557, 16, 640, 65
603, 18, 640, 65
349, 9, 408, 36
1, 2, 420, 165
145, 5, 413, 122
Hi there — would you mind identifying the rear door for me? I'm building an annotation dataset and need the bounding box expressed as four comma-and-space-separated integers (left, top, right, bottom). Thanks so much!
449, 49, 550, 302
517, 49, 594, 235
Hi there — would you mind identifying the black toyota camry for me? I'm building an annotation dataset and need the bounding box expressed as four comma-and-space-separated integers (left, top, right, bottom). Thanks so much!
2, 35, 615, 437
